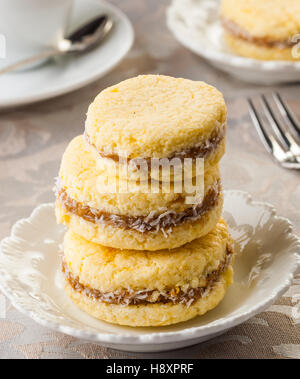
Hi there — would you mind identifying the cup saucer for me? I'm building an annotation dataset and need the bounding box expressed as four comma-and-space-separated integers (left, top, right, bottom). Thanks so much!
0, 0, 134, 109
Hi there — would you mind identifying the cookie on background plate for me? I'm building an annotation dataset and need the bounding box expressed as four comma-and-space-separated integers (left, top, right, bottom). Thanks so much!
62, 219, 235, 327
221, 0, 300, 61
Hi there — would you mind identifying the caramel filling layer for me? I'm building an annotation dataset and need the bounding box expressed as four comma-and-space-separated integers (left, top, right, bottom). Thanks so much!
57, 181, 221, 233
85, 124, 226, 164
222, 17, 297, 48
63, 246, 233, 307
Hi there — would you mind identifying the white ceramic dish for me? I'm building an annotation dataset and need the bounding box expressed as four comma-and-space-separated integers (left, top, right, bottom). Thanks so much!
0, 0, 134, 108
167, 0, 300, 85
0, 190, 299, 353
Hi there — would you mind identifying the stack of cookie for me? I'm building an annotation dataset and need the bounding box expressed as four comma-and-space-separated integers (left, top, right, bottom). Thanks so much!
55, 75, 234, 327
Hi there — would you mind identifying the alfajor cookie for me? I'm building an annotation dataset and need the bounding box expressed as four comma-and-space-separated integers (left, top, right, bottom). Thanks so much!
62, 219, 234, 327
55, 135, 223, 251
221, 0, 300, 61
84, 74, 226, 180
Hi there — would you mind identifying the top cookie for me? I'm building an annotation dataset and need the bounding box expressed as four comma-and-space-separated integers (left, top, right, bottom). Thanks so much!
221, 0, 300, 42
85, 75, 226, 159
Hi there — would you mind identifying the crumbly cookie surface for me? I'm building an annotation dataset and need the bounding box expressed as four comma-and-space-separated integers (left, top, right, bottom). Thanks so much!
85, 75, 227, 159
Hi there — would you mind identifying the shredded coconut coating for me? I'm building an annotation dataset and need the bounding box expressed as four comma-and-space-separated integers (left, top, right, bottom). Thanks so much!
62, 247, 233, 307
62, 221, 232, 292
56, 180, 221, 233
64, 267, 234, 326
56, 194, 224, 251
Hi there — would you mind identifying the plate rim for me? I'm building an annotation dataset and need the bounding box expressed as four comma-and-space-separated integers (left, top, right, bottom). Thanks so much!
0, 0, 134, 109
0, 190, 300, 346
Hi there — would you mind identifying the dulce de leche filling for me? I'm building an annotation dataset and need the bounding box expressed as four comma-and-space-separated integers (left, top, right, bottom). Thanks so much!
85, 124, 226, 164
63, 245, 233, 307
57, 180, 221, 234
222, 17, 297, 48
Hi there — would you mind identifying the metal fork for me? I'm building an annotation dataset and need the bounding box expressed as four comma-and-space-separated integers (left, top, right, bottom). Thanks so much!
248, 93, 300, 169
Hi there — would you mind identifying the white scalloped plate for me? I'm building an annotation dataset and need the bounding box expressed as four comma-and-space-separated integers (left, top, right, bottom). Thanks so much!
0, 191, 299, 352
167, 0, 300, 85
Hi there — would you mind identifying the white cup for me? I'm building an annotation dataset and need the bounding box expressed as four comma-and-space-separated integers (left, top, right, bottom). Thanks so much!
0, 0, 73, 69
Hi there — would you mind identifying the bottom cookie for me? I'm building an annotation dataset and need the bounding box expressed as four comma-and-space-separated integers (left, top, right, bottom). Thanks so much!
62, 219, 234, 327
64, 266, 233, 327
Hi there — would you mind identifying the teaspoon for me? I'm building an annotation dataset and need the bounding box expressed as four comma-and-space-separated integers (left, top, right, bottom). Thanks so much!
0, 15, 113, 75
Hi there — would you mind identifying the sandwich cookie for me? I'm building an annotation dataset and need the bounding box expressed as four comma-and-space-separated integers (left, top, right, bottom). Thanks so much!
85, 75, 227, 181
62, 219, 234, 326
221, 0, 300, 61
55, 135, 223, 251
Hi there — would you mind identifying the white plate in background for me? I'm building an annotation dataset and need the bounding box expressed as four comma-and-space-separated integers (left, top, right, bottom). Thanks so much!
0, 191, 299, 353
167, 0, 300, 85
0, 0, 134, 108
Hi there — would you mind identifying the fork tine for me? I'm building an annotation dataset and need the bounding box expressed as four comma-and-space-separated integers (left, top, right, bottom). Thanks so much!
273, 92, 300, 139
248, 98, 289, 165
270, 93, 300, 155
260, 94, 290, 148
247, 98, 273, 154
